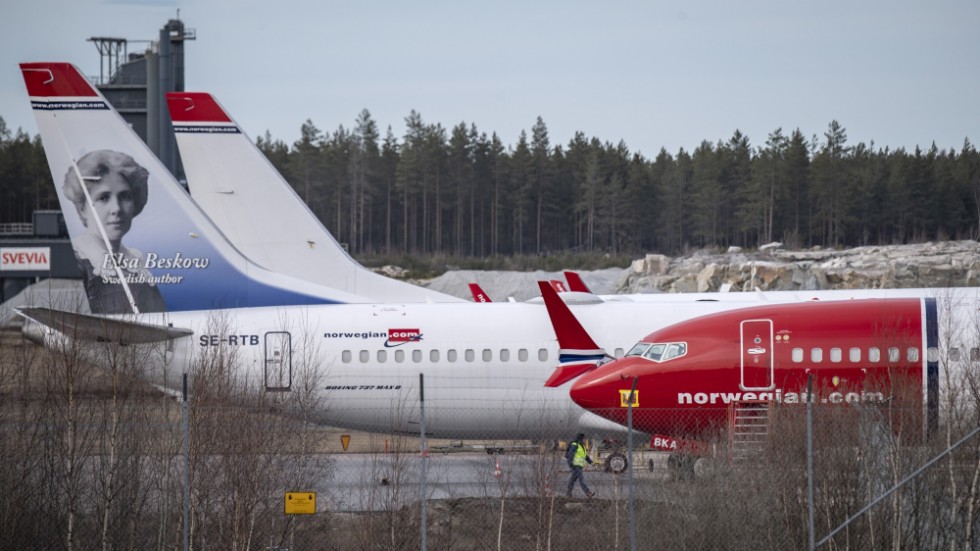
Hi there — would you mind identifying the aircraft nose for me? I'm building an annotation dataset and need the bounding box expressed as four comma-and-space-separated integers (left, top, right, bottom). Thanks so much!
569, 359, 638, 410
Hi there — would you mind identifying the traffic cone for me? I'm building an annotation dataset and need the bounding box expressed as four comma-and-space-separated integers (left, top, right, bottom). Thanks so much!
494, 458, 502, 478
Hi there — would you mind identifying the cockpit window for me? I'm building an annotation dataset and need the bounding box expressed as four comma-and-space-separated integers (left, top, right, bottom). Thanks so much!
626, 343, 651, 357
627, 341, 688, 363
664, 343, 687, 360
643, 344, 666, 361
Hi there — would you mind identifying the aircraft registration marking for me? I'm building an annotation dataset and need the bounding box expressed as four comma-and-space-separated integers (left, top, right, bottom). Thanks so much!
199, 334, 260, 346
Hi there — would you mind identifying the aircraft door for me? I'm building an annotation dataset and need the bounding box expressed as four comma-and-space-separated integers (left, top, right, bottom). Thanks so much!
264, 331, 292, 391
740, 319, 774, 391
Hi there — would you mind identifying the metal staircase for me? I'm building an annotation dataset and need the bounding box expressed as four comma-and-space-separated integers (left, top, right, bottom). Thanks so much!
728, 400, 771, 461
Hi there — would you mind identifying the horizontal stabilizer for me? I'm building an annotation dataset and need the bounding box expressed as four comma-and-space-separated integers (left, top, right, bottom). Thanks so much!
544, 363, 597, 388
16, 307, 192, 344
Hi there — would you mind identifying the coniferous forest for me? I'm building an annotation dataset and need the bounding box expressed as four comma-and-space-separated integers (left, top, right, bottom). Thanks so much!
2, 113, 978, 257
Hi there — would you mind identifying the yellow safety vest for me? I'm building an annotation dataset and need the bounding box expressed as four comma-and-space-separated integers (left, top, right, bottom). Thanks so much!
572, 441, 588, 467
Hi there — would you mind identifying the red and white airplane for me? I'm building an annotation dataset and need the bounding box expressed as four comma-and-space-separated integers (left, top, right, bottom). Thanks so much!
568, 295, 979, 441
16, 62, 978, 444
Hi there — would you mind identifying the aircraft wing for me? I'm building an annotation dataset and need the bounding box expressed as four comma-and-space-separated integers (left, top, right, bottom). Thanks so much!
16, 307, 193, 344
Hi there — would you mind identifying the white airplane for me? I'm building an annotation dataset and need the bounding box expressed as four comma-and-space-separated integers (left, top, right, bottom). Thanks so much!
164, 91, 462, 303
16, 62, 978, 442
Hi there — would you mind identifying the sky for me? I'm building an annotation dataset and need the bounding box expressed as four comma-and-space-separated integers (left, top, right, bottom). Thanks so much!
1, 1, 978, 158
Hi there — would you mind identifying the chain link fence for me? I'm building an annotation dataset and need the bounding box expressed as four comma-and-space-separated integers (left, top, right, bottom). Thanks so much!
2, 339, 980, 550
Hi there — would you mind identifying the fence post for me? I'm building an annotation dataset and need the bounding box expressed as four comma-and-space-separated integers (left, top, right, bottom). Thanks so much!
419, 373, 427, 551
806, 374, 815, 551
182, 373, 190, 551
627, 376, 638, 551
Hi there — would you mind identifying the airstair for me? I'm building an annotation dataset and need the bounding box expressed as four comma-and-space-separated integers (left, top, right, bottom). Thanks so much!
728, 400, 771, 461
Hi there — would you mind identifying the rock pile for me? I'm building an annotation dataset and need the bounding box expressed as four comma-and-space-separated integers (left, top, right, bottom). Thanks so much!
617, 240, 980, 294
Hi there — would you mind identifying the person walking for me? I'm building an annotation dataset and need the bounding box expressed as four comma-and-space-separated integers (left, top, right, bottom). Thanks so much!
566, 433, 595, 498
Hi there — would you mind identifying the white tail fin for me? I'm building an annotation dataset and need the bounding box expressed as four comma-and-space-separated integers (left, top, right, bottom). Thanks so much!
166, 91, 462, 303
21, 62, 368, 314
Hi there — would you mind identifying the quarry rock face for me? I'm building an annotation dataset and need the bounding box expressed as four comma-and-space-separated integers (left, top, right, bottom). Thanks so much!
616, 240, 980, 294
421, 240, 980, 302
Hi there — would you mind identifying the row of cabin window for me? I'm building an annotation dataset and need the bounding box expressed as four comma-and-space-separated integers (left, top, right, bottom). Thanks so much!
951, 347, 980, 361
342, 348, 546, 364
792, 346, 980, 364
791, 346, 921, 364
341, 347, 629, 364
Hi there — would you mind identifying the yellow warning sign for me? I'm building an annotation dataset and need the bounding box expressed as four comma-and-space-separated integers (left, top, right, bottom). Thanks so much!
284, 492, 316, 515
619, 389, 639, 408
341, 434, 351, 451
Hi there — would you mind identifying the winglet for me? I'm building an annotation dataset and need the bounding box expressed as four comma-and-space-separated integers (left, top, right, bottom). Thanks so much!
537, 281, 607, 387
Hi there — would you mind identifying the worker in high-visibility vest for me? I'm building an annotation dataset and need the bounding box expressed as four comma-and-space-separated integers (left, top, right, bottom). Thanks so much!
565, 433, 595, 498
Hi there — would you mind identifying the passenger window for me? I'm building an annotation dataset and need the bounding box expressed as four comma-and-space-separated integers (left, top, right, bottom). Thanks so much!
342, 350, 352, 363
430, 349, 440, 362
907, 347, 919, 362
395, 349, 405, 363
971, 348, 979, 361
849, 348, 861, 362
482, 349, 492, 362
810, 348, 823, 363
448, 349, 457, 362
359, 350, 369, 363
792, 348, 803, 362
830, 348, 842, 363
888, 347, 900, 363
500, 349, 510, 362
519, 349, 528, 362
538, 349, 548, 361
869, 347, 881, 362
413, 350, 422, 362
950, 348, 960, 361
465, 349, 475, 362
614, 348, 624, 358
377, 350, 387, 363
927, 347, 939, 363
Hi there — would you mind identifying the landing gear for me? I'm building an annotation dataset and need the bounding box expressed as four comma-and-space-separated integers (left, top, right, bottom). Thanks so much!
668, 453, 716, 480
667, 452, 696, 480
604, 451, 628, 474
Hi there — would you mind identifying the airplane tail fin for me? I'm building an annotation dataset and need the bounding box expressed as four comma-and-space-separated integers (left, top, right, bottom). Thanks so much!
563, 271, 592, 293
468, 283, 492, 303
549, 280, 568, 293
537, 281, 608, 387
166, 91, 462, 303
21, 62, 366, 314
